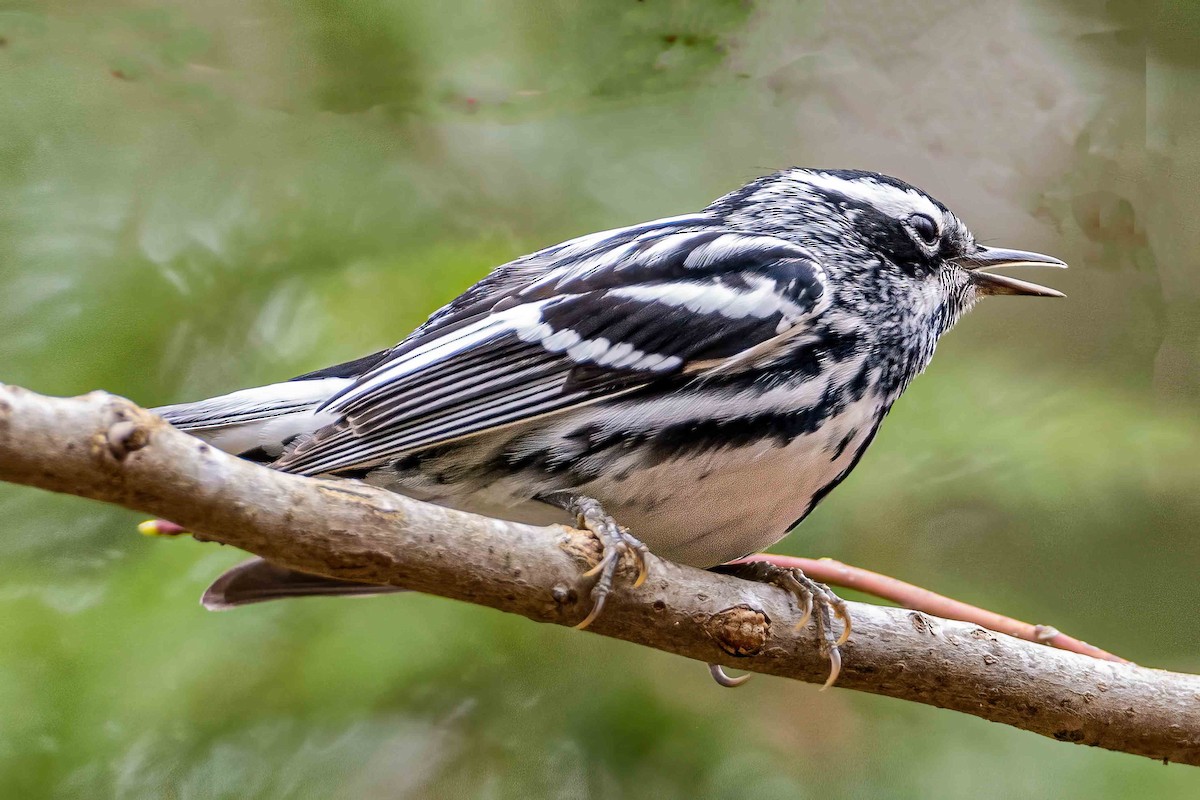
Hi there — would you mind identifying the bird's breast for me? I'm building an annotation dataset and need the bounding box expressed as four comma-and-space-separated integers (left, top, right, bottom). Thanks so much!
569, 389, 887, 567
368, 361, 892, 569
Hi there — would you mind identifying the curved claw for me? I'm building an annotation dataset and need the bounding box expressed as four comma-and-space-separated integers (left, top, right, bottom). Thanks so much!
834, 607, 853, 647
555, 495, 651, 630
709, 663, 752, 688
820, 647, 842, 691
573, 594, 607, 630
632, 562, 648, 588
718, 560, 851, 690
793, 591, 814, 631
627, 538, 650, 588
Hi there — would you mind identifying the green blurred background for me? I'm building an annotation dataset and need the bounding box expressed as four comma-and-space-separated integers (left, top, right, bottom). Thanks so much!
2, 1, 1199, 797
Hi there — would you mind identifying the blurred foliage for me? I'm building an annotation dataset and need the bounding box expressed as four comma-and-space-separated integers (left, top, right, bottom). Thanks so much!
1, 1, 1199, 797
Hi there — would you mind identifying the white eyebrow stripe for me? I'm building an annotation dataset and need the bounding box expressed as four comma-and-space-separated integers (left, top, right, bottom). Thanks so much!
799, 172, 943, 224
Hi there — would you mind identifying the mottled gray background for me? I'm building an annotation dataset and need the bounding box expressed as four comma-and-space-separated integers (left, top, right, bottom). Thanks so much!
1, 1, 1198, 797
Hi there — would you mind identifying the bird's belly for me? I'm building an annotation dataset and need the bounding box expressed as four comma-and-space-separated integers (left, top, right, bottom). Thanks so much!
370, 393, 885, 569
574, 405, 882, 567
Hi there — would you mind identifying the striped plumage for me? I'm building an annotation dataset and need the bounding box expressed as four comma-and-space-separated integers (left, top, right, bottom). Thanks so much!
156, 168, 1064, 625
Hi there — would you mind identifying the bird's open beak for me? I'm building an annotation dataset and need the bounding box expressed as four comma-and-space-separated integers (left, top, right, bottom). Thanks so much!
955, 246, 1067, 298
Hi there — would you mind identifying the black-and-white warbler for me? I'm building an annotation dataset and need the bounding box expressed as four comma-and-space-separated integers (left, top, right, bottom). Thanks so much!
154, 168, 1065, 683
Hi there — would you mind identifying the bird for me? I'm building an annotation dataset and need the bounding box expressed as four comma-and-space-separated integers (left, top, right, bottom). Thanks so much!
152, 168, 1065, 685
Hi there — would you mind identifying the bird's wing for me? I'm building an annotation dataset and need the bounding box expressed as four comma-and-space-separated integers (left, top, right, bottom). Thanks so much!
274, 220, 830, 476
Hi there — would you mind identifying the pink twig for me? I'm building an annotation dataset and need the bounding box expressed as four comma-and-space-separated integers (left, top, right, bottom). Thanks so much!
732, 554, 1130, 664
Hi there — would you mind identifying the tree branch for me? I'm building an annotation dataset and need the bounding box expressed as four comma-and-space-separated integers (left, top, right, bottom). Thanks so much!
733, 555, 1131, 664
0, 384, 1196, 766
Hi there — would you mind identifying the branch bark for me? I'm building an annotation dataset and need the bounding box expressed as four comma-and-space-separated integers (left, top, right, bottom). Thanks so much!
0, 384, 1197, 765
734, 555, 1131, 663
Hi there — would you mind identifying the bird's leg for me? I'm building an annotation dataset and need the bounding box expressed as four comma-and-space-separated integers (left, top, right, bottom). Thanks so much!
710, 560, 852, 689
540, 493, 649, 630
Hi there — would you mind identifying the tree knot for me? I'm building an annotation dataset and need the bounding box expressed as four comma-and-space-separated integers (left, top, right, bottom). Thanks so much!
106, 419, 150, 461
557, 526, 602, 571
704, 605, 769, 657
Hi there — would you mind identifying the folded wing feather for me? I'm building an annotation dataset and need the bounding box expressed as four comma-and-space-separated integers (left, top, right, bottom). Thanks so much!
272, 221, 830, 477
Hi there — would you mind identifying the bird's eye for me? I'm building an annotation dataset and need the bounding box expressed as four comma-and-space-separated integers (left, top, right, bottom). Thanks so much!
909, 213, 939, 245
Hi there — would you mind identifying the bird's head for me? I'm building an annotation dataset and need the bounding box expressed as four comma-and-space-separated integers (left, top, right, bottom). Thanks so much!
714, 168, 1065, 339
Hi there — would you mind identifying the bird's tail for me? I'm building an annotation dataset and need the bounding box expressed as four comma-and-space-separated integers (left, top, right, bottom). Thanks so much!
153, 376, 354, 461
201, 557, 405, 610
153, 353, 399, 607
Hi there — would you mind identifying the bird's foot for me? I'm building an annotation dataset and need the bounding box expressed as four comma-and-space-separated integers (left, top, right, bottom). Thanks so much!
545, 494, 649, 630
711, 560, 851, 689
